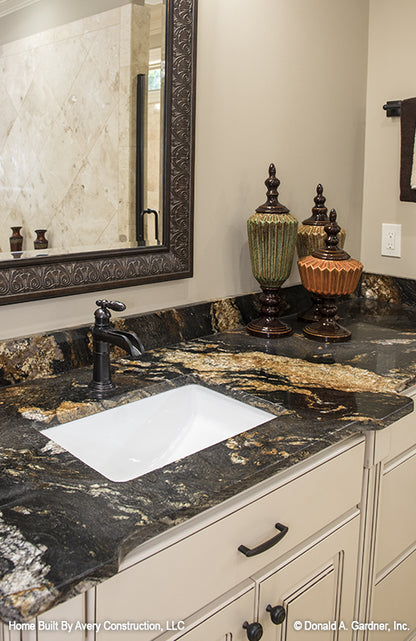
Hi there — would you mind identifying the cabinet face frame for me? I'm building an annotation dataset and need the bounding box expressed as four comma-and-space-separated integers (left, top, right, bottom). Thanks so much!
355, 403, 416, 641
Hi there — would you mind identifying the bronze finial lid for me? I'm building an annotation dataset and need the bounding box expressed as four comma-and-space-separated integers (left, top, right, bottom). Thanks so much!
302, 184, 329, 225
312, 209, 350, 261
256, 163, 290, 214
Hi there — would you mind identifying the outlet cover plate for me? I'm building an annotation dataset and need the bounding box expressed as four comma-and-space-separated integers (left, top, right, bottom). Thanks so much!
381, 223, 401, 257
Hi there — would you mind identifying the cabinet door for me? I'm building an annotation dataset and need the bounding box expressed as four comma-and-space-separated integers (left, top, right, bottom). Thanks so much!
36, 594, 89, 641
167, 589, 255, 641
376, 449, 416, 574
2, 625, 20, 641
370, 549, 416, 640
116, 581, 256, 641
257, 515, 359, 641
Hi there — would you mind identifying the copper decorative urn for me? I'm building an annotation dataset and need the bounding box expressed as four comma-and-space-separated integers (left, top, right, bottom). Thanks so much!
298, 209, 362, 342
296, 184, 346, 321
247, 163, 298, 338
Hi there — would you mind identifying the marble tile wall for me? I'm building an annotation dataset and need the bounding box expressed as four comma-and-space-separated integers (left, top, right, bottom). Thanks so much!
0, 3, 148, 256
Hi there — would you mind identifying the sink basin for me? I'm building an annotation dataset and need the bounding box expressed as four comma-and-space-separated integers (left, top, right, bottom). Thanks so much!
41, 384, 274, 482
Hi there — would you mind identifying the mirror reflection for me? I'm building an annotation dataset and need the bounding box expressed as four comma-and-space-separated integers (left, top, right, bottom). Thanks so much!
0, 0, 165, 261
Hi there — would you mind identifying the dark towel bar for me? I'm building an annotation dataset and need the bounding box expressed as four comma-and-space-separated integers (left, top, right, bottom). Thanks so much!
383, 100, 402, 117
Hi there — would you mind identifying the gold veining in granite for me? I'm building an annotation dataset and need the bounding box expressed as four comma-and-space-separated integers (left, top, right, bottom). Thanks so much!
41, 441, 66, 455
0, 337, 63, 382
229, 453, 248, 465
339, 415, 384, 426
0, 518, 57, 621
21, 398, 98, 428
19, 407, 55, 423
159, 346, 400, 394
55, 400, 102, 423
361, 274, 401, 304
171, 309, 188, 337
211, 299, 242, 333
371, 338, 416, 345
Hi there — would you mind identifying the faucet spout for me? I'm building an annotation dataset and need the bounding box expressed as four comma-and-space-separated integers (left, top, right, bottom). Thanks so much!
90, 300, 144, 395
93, 327, 144, 358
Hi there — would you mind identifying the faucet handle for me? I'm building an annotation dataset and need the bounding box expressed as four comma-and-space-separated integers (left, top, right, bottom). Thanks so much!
94, 300, 126, 325
96, 299, 126, 313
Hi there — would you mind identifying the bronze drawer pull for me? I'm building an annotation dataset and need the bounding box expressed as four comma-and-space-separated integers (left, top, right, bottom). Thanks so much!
238, 523, 288, 557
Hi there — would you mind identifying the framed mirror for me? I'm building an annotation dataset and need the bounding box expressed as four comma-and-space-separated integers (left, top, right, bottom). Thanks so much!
0, 0, 197, 304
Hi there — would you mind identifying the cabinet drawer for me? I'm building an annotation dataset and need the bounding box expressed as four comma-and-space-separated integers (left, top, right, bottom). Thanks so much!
376, 449, 416, 573
96, 440, 364, 637
383, 409, 416, 463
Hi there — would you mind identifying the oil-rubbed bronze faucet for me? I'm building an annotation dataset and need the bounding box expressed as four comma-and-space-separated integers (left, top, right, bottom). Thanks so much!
90, 300, 144, 395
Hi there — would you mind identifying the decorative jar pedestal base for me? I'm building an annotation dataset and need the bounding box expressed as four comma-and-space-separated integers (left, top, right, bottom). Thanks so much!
302, 296, 351, 343
247, 287, 292, 339
297, 294, 322, 322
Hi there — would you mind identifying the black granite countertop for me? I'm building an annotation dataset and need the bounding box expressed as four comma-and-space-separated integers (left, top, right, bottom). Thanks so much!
0, 298, 415, 623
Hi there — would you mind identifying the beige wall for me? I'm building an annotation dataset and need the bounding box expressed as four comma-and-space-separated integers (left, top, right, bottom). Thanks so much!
0, 0, 369, 339
361, 0, 416, 278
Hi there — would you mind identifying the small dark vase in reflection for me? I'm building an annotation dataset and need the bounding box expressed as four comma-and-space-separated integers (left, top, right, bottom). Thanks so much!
10, 226, 23, 252
34, 229, 48, 250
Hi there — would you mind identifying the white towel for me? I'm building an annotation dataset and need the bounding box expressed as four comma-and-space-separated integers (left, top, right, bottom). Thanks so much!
412, 129, 416, 189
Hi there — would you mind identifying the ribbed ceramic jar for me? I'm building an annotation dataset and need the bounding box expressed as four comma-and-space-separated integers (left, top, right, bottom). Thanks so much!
298, 209, 363, 342
298, 254, 362, 296
247, 211, 298, 287
297, 224, 346, 259
246, 164, 298, 338
296, 184, 346, 259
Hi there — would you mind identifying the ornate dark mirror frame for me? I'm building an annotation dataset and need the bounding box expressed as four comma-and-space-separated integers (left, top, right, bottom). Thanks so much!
0, 0, 197, 305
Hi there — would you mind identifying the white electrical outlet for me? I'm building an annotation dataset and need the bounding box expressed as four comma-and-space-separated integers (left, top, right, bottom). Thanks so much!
381, 223, 401, 257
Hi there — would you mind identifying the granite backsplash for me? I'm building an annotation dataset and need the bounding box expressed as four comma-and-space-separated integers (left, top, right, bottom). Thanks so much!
1, 272, 415, 387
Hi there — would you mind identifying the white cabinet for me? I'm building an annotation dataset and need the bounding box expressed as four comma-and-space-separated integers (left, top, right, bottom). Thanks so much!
371, 549, 416, 641
2, 592, 93, 641
370, 445, 416, 640
152, 511, 360, 641
356, 402, 416, 641
95, 437, 365, 641
36, 594, 92, 641
156, 581, 256, 641
256, 514, 359, 641
375, 448, 416, 573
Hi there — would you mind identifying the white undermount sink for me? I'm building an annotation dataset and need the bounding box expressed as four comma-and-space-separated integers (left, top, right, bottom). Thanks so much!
41, 384, 275, 482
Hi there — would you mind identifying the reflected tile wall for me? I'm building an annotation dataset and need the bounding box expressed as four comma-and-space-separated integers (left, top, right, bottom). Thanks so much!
0, 4, 146, 254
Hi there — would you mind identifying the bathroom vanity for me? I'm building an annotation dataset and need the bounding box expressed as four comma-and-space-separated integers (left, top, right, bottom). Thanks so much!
29, 406, 416, 641
0, 297, 415, 641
